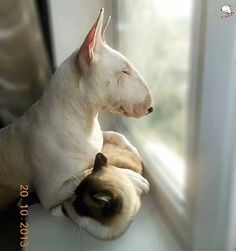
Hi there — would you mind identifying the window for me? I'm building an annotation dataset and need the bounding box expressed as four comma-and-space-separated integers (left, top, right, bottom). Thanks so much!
115, 0, 192, 191
49, 0, 236, 249
112, 0, 193, 243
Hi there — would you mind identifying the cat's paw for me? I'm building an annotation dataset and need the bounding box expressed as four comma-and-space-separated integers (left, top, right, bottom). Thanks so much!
121, 169, 150, 195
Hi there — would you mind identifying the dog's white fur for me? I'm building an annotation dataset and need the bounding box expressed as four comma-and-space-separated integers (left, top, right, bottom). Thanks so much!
0, 9, 152, 211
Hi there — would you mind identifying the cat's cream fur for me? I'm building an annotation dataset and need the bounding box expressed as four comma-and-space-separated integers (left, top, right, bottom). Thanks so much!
58, 142, 149, 240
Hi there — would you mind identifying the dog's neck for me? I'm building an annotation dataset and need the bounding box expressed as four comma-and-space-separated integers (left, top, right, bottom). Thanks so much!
39, 53, 102, 135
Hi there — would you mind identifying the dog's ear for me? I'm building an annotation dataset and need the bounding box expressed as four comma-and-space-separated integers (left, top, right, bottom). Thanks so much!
102, 16, 111, 41
93, 153, 107, 173
77, 8, 104, 66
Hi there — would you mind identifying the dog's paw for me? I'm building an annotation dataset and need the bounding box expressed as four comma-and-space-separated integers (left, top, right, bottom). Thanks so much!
50, 205, 64, 217
103, 131, 140, 156
120, 137, 140, 157
121, 169, 150, 195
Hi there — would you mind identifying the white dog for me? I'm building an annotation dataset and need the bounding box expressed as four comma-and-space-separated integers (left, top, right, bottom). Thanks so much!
0, 9, 152, 216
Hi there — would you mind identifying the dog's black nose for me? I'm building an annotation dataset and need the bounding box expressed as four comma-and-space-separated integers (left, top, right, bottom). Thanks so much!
148, 107, 153, 114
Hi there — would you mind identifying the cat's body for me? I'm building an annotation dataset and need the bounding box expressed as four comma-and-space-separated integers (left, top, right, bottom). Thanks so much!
60, 142, 147, 240
102, 143, 143, 174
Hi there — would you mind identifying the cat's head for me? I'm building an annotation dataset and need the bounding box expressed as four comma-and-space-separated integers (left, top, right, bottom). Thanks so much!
61, 153, 142, 240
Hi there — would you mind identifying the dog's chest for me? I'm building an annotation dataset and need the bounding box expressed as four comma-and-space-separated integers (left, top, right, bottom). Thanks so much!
31, 116, 103, 173
58, 119, 103, 166
85, 123, 103, 158
31, 122, 103, 208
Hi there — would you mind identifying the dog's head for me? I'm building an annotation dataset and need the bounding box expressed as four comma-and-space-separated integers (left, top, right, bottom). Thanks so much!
76, 9, 153, 118
60, 153, 142, 240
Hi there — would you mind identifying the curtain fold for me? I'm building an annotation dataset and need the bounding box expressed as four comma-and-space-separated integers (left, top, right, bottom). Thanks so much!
0, 0, 51, 126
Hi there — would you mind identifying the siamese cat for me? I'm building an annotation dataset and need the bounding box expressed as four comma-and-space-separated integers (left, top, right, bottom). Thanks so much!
55, 142, 149, 240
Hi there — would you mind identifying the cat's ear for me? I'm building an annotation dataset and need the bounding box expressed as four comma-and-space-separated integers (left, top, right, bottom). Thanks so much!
77, 8, 104, 67
93, 153, 107, 173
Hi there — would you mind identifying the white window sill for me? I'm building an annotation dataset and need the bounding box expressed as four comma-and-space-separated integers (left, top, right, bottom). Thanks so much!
25, 195, 182, 251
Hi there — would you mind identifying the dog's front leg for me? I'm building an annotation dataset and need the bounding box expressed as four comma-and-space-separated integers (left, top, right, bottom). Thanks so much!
103, 131, 140, 156
50, 169, 92, 216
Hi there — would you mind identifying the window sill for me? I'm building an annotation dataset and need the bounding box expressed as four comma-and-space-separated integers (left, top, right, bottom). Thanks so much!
25, 195, 182, 251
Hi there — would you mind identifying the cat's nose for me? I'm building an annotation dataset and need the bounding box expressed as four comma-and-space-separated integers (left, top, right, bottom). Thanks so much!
147, 107, 153, 114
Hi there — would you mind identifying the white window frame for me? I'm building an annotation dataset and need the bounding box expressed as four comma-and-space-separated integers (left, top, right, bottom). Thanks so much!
187, 0, 236, 250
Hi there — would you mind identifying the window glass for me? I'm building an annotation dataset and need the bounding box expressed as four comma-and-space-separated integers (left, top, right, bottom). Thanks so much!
117, 0, 192, 189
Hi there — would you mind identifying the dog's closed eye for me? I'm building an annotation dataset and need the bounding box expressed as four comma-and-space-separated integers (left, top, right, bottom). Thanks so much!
122, 70, 131, 76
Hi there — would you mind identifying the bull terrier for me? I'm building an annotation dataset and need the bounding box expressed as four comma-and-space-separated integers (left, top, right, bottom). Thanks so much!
0, 9, 152, 215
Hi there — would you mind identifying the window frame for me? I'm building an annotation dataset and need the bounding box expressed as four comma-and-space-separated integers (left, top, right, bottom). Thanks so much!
187, 0, 236, 250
